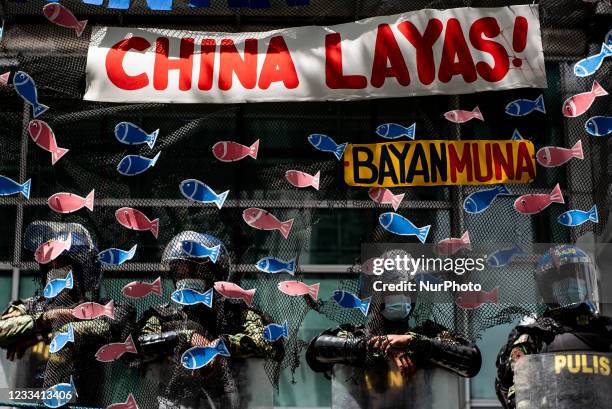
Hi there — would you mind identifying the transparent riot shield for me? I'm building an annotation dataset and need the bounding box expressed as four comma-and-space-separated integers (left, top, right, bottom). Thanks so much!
332, 364, 459, 409
514, 352, 612, 409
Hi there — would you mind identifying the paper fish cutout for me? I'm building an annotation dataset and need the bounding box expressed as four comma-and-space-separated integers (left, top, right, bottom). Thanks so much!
35, 234, 71, 264
285, 170, 320, 190
0, 72, 9, 86
242, 207, 294, 239
456, 287, 499, 310
179, 179, 229, 209
181, 240, 221, 263
107, 394, 139, 409
117, 152, 161, 176
115, 207, 159, 238
0, 175, 31, 199
49, 323, 74, 354
558, 205, 598, 227
115, 122, 159, 149
171, 287, 214, 307
435, 231, 471, 256
181, 339, 231, 369
44, 270, 73, 298
375, 123, 416, 140
514, 183, 564, 214
332, 290, 371, 316
536, 140, 583, 168
463, 185, 511, 214
43, 3, 88, 37
263, 320, 288, 342
13, 71, 49, 118
585, 116, 612, 136
95, 335, 137, 362
212, 139, 259, 162
48, 190, 94, 213
277, 280, 319, 300
369, 187, 405, 211
505, 95, 545, 117
511, 129, 524, 140
72, 300, 114, 320
574, 43, 612, 77
98, 245, 137, 265
122, 277, 162, 299
214, 281, 256, 306
562, 81, 607, 117
256, 257, 296, 275
308, 134, 346, 160
107, 0, 130, 9
42, 376, 77, 408
444, 106, 483, 123
27, 120, 69, 165
378, 212, 431, 244
145, 0, 173, 11
487, 244, 527, 267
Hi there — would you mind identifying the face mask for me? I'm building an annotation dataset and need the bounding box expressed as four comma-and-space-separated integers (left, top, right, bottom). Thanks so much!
381, 295, 412, 321
176, 279, 207, 291
552, 278, 587, 306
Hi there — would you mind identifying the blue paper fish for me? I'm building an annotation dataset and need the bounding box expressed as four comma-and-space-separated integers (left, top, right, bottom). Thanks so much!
263, 320, 288, 342
574, 43, 612, 77
505, 95, 546, 117
115, 122, 159, 149
107, 0, 129, 8
180, 179, 229, 209
378, 212, 431, 243
117, 152, 161, 176
181, 339, 231, 369
487, 244, 527, 268
171, 287, 213, 307
12, 71, 49, 118
44, 271, 73, 299
511, 129, 524, 141
463, 185, 511, 214
83, 0, 103, 4
0, 175, 31, 199
98, 245, 137, 265
332, 290, 371, 316
181, 240, 221, 263
375, 123, 416, 140
308, 134, 347, 160
146, 0, 173, 10
49, 323, 74, 354
42, 376, 77, 408
585, 116, 612, 136
558, 205, 598, 227
256, 257, 296, 275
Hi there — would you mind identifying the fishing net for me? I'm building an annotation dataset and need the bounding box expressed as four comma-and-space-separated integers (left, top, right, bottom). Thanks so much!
0, 0, 610, 407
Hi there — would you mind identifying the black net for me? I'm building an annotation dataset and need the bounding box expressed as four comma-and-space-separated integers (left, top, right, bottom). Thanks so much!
0, 0, 610, 407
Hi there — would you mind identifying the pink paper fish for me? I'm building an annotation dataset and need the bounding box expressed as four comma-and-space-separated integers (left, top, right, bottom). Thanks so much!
242, 207, 294, 239
27, 120, 69, 165
368, 187, 405, 211
214, 281, 256, 306
48, 190, 94, 214
72, 300, 114, 320
435, 231, 471, 256
34, 234, 72, 264
562, 81, 608, 117
456, 287, 499, 310
95, 335, 137, 362
0, 72, 9, 86
212, 140, 259, 162
444, 106, 483, 123
285, 170, 320, 190
107, 394, 139, 409
536, 140, 583, 168
277, 281, 320, 300
42, 3, 88, 37
115, 207, 159, 239
122, 277, 162, 299
514, 183, 564, 215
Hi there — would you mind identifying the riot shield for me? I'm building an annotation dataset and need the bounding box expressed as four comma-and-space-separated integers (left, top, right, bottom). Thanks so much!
514, 352, 612, 409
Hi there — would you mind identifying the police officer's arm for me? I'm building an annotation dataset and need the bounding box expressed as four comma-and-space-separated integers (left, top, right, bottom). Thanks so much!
223, 310, 281, 359
496, 332, 539, 409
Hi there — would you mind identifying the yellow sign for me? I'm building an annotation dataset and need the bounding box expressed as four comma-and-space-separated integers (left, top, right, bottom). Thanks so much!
343, 140, 536, 187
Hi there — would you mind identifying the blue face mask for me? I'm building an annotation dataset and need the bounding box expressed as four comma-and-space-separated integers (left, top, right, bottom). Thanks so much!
552, 278, 587, 307
381, 302, 412, 321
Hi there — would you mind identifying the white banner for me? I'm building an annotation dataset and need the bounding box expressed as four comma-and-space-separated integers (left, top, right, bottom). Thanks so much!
84, 5, 546, 104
